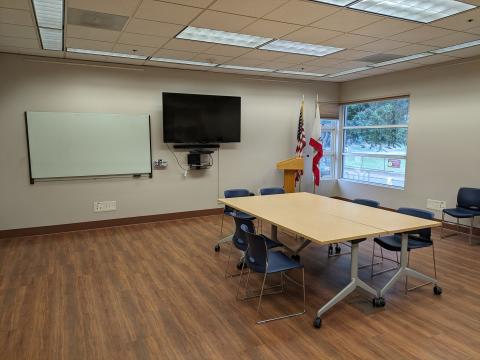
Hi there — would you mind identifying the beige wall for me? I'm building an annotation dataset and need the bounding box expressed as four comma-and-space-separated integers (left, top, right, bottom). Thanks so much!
339, 58, 480, 227
0, 53, 339, 230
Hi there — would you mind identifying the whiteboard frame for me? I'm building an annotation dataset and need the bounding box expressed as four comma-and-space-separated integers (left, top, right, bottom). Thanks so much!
25, 112, 153, 184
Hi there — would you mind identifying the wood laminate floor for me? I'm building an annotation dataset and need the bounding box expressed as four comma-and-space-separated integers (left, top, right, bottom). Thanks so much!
0, 215, 479, 360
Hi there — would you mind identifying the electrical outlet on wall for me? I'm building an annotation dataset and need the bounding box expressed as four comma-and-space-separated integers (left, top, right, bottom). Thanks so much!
94, 200, 117, 212
427, 199, 446, 211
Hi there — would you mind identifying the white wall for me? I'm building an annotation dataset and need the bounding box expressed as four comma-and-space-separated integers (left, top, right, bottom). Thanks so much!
0, 53, 339, 230
339, 58, 480, 226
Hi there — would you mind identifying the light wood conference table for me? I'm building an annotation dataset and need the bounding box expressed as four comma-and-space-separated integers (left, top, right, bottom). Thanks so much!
218, 192, 441, 328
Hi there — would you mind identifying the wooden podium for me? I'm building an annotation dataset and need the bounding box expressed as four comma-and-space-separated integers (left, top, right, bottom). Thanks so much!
276, 157, 304, 193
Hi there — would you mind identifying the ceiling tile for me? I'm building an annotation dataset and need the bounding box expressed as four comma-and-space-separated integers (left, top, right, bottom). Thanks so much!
0, 23, 36, 38
0, 46, 64, 58
135, 1, 203, 25
264, 0, 339, 25
125, 19, 184, 37
274, 53, 319, 64
323, 33, 377, 48
0, 0, 30, 10
118, 32, 170, 48
310, 9, 382, 32
257, 60, 295, 69
68, 0, 142, 17
67, 25, 120, 42
333, 60, 371, 68
381, 62, 422, 71
203, 44, 252, 57
66, 52, 146, 65
210, 0, 288, 18
160, 0, 213, 6
0, 35, 39, 48
389, 43, 438, 56
390, 26, 454, 43
113, 43, 158, 56
352, 18, 420, 38
439, 45, 480, 58
162, 38, 213, 52
0, 8, 33, 26
430, 8, 480, 31
223, 58, 266, 67
421, 32, 479, 47
303, 56, 343, 67
282, 63, 325, 73
466, 26, 480, 34
152, 48, 198, 60
327, 49, 375, 60
240, 19, 300, 38
355, 39, 411, 52
411, 54, 457, 65
237, 49, 286, 61
190, 10, 256, 32
192, 52, 232, 64
281, 26, 342, 44
66, 37, 115, 51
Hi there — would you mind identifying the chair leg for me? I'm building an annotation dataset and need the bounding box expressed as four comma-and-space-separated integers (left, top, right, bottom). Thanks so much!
256, 272, 269, 316
302, 268, 306, 312
220, 214, 225, 235
432, 242, 438, 279
236, 260, 247, 300
370, 242, 376, 279
405, 251, 410, 295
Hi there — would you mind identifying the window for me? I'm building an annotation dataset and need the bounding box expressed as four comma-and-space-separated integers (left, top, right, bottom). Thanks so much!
320, 119, 338, 179
341, 97, 409, 188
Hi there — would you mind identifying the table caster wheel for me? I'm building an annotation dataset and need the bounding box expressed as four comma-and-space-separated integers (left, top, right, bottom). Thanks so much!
372, 297, 386, 308
214, 245, 220, 252
328, 245, 333, 256
335, 245, 341, 254
313, 317, 322, 328
291, 254, 300, 262
433, 285, 442, 295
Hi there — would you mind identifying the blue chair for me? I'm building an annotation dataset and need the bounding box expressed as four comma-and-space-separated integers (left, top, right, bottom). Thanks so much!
442, 187, 480, 245
237, 225, 305, 324
371, 208, 438, 293
328, 198, 380, 256
214, 189, 256, 253
225, 215, 281, 278
259, 187, 285, 196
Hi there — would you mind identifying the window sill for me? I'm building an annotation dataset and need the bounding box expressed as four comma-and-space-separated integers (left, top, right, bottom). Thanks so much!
338, 178, 405, 191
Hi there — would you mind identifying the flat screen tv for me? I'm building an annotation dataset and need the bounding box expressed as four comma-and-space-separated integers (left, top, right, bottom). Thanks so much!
163, 92, 241, 143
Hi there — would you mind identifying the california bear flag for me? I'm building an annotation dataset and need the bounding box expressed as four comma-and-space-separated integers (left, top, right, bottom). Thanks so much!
309, 98, 323, 187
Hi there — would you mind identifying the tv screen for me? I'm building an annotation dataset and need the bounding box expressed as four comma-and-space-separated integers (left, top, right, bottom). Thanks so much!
163, 92, 241, 143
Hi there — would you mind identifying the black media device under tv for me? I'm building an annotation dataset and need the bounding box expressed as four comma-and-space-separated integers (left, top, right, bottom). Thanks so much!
162, 92, 241, 144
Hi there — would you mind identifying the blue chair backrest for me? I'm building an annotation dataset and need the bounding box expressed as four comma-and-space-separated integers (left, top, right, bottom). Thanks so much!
353, 198, 380, 208
224, 189, 251, 214
233, 216, 255, 251
260, 187, 285, 196
241, 224, 268, 273
457, 187, 480, 210
397, 207, 434, 241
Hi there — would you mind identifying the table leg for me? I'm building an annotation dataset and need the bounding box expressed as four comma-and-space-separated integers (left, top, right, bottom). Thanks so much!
314, 241, 377, 328
271, 224, 278, 242
378, 234, 440, 297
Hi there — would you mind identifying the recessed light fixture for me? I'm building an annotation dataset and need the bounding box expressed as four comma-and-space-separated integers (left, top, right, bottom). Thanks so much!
327, 66, 371, 77
67, 48, 148, 60
350, 0, 476, 23
311, 0, 354, 5
32, 0, 64, 50
150, 57, 218, 67
176, 26, 272, 48
431, 39, 480, 54
276, 70, 326, 77
218, 65, 274, 72
260, 39, 343, 57
371, 53, 432, 67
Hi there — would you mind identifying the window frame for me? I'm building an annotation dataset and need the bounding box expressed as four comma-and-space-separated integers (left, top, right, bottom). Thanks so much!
339, 97, 410, 189
319, 118, 338, 180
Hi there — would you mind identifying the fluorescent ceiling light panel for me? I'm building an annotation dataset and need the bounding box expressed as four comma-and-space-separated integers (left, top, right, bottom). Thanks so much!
32, 0, 63, 29
432, 39, 480, 54
39, 28, 63, 50
150, 57, 218, 67
218, 65, 274, 72
371, 52, 432, 67
260, 39, 343, 57
311, 0, 355, 5
67, 48, 147, 60
350, 0, 475, 23
176, 27, 271, 48
276, 70, 326, 77
327, 66, 371, 77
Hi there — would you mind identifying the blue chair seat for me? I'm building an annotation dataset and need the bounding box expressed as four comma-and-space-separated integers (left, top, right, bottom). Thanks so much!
443, 207, 480, 218
374, 234, 432, 252
247, 251, 303, 274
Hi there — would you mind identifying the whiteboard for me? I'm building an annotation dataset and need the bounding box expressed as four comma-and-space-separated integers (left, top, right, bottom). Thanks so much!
26, 112, 152, 182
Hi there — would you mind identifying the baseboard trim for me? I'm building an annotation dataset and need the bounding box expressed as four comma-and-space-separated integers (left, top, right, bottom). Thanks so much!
0, 208, 224, 239
332, 196, 480, 237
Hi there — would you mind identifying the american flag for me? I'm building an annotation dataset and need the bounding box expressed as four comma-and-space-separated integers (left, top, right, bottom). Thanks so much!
295, 99, 306, 183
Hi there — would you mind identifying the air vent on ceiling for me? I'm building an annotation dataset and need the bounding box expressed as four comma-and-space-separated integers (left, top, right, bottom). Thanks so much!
67, 8, 129, 31
359, 54, 404, 63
